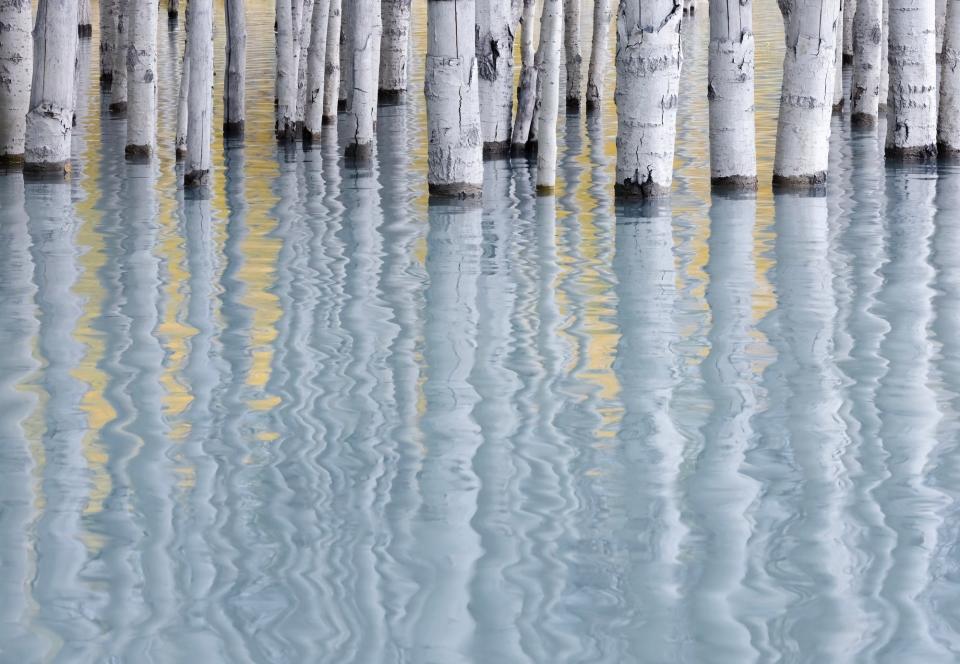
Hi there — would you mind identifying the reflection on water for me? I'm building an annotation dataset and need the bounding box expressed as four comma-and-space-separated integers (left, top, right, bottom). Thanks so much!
5, 2, 960, 663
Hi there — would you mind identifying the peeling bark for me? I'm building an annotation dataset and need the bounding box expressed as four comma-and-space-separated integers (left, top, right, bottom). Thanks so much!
0, 0, 32, 165
185, 0, 213, 185
851, 0, 882, 126
477, 0, 514, 156
563, 0, 582, 107
304, 0, 330, 139
379, 0, 411, 99
322, 0, 341, 123
614, 0, 684, 199
126, 0, 158, 158
538, 0, 562, 191
886, 0, 937, 160
586, 0, 612, 110
224, 0, 246, 136
939, 0, 960, 153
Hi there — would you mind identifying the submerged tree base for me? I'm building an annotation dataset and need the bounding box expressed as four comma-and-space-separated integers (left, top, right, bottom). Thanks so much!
428, 182, 483, 199
100, 73, 113, 90
78, 24, 93, 38
378, 89, 405, 105
223, 121, 245, 138
711, 174, 759, 192
175, 147, 186, 161
345, 142, 374, 164
772, 171, 827, 193
0, 154, 25, 171
321, 114, 336, 126
184, 169, 210, 187
851, 113, 878, 128
938, 142, 960, 159
483, 140, 511, 160
124, 144, 152, 162
886, 144, 937, 162
833, 99, 844, 114
23, 160, 71, 179
566, 97, 581, 111
536, 184, 556, 196
615, 178, 670, 200
109, 101, 127, 115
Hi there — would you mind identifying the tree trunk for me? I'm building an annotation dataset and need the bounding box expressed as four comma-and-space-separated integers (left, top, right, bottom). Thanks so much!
184, 0, 213, 186
426, 0, 483, 197
110, 0, 129, 113
879, 0, 888, 110
844, 0, 856, 61
339, 0, 351, 110
477, 0, 514, 157
176, 33, 189, 160
585, 0, 612, 110
322, 0, 341, 123
303, 0, 330, 139
773, 0, 840, 189
126, 0, 158, 158
938, 0, 947, 54
168, 0, 178, 18
0, 0, 32, 166
224, 0, 246, 136
851, 0, 882, 126
563, 0, 581, 108
938, 0, 960, 153
614, 0, 683, 199
537, 0, 562, 192
276, 0, 298, 139
833, 2, 844, 111
99, 0, 115, 84
886, 0, 937, 160
379, 0, 410, 100
344, 0, 379, 161
708, 0, 757, 190
295, 0, 314, 126
24, 0, 79, 174
77, 0, 91, 36
510, 0, 537, 153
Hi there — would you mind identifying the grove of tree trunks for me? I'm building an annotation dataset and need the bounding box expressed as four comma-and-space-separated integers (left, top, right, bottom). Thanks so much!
477, 0, 515, 157
886, 0, 937, 160
0, 0, 32, 166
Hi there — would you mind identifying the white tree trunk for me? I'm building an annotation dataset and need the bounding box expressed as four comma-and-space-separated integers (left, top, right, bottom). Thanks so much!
99, 0, 115, 84
185, 0, 213, 185
844, 0, 856, 60
938, 0, 947, 53
224, 0, 246, 135
773, 0, 840, 188
126, 0, 158, 158
834, 2, 845, 110
851, 0, 882, 125
426, 0, 483, 197
537, 0, 561, 191
614, 0, 683, 199
563, 0, 581, 107
109, 0, 128, 113
276, 0, 298, 139
510, 0, 537, 152
880, 0, 889, 109
886, 0, 937, 159
708, 0, 757, 189
344, 0, 379, 161
938, 0, 960, 153
586, 0, 612, 110
477, 0, 514, 156
24, 0, 78, 174
322, 0, 341, 123
304, 0, 330, 139
77, 0, 91, 36
0, 0, 32, 165
294, 0, 314, 125
379, 0, 410, 99
176, 33, 189, 160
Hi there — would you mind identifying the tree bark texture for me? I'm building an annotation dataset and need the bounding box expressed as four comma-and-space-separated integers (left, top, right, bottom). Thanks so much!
0, 0, 32, 165
477, 0, 515, 156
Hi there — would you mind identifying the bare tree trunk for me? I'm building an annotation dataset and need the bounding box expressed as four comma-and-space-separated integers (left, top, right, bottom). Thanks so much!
851, 0, 882, 126
585, 0, 612, 111
938, 0, 960, 153
938, 0, 947, 54
537, 0, 561, 191
708, 0, 757, 190
880, 0, 888, 110
615, 0, 683, 199
126, 0, 158, 158
303, 0, 330, 139
477, 0, 514, 157
109, 0, 128, 113
379, 0, 410, 100
345, 0, 379, 161
276, 0, 298, 139
886, 0, 937, 160
563, 0, 581, 108
773, 0, 840, 189
295, 0, 315, 126
185, 0, 213, 185
99, 0, 116, 85
168, 0, 178, 18
426, 0, 483, 197
339, 0, 351, 110
322, 0, 341, 123
0, 0, 32, 166
77, 0, 91, 36
224, 0, 246, 136
834, 1, 845, 111
844, 0, 856, 61
511, 0, 537, 153
176, 33, 189, 160
24, 0, 79, 174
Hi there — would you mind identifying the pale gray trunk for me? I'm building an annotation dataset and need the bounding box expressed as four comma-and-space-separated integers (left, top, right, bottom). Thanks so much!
0, 0, 32, 165
510, 0, 537, 152
938, 0, 947, 53
938, 0, 960, 153
24, 0, 79, 174
322, 0, 341, 123
886, 0, 937, 159
477, 0, 514, 156
276, 0, 297, 139
99, 0, 115, 83
614, 0, 683, 199
345, 0, 379, 161
185, 0, 213, 185
77, 0, 91, 36
303, 0, 330, 138
109, 0, 128, 113
851, 0, 882, 125
585, 0, 612, 110
879, 0, 888, 110
340, 0, 352, 109
126, 0, 158, 158
537, 0, 561, 191
175, 33, 189, 160
773, 0, 840, 188
379, 0, 411, 99
708, 0, 757, 189
844, 0, 856, 60
295, 0, 315, 124
224, 0, 246, 135
563, 0, 581, 107
834, 2, 844, 110
425, 0, 483, 197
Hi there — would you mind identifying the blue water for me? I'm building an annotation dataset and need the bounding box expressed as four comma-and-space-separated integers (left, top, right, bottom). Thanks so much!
4, 3, 960, 662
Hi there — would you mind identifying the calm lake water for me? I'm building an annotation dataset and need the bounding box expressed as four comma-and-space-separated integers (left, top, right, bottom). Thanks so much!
4, 2, 960, 662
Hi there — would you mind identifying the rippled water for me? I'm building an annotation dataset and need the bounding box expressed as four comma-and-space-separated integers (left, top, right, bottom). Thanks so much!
4, 2, 960, 662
